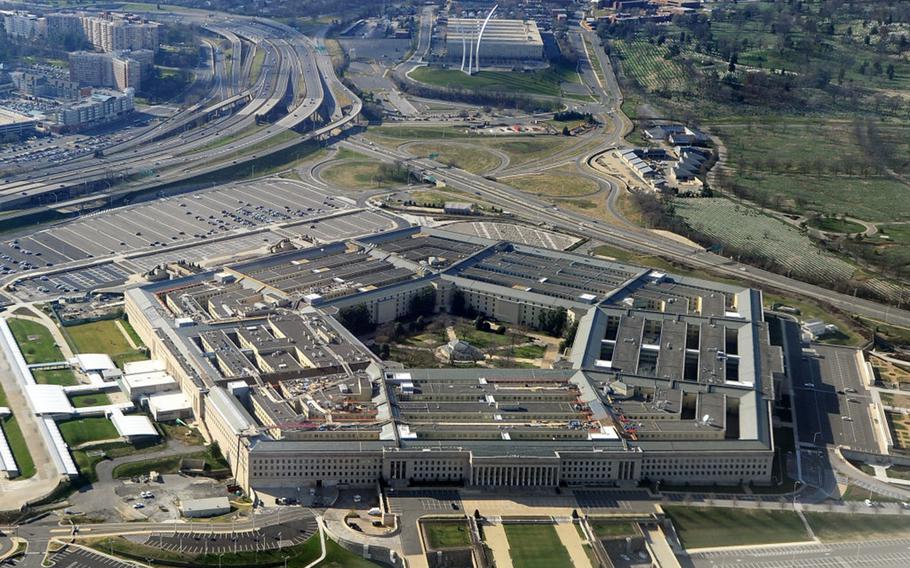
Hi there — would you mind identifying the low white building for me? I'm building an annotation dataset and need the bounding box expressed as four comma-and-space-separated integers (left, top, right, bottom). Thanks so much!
147, 392, 193, 421
180, 496, 231, 518
27, 384, 74, 416
109, 408, 158, 441
70, 353, 117, 374
120, 370, 177, 400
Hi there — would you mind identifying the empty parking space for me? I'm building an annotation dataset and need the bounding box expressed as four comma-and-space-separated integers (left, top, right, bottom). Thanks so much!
282, 210, 398, 242
50, 546, 138, 568
442, 221, 581, 250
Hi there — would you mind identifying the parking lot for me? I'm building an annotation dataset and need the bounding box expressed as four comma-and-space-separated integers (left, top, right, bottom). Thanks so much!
794, 344, 879, 452
138, 512, 316, 555
48, 546, 138, 568
112, 475, 227, 523
687, 539, 910, 568
574, 489, 656, 513
281, 210, 400, 243
15, 262, 133, 301
0, 178, 353, 281
441, 221, 581, 251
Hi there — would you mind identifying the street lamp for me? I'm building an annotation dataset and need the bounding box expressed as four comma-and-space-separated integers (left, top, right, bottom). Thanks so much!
792, 480, 802, 511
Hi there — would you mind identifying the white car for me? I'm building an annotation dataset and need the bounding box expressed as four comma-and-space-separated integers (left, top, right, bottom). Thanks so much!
132, 503, 145, 509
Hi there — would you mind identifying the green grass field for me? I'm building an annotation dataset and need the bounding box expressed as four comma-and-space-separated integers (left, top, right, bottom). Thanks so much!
857, 224, 910, 281
423, 521, 472, 549
31, 368, 78, 386
7, 318, 64, 363
68, 392, 112, 409
455, 323, 529, 349
58, 417, 120, 447
805, 512, 910, 542
665, 507, 808, 549
503, 524, 573, 568
408, 142, 501, 174
321, 160, 396, 190
249, 45, 266, 84
510, 344, 546, 359
712, 121, 910, 222
61, 319, 148, 369
411, 64, 580, 98
505, 171, 599, 198
485, 137, 588, 168
120, 319, 145, 347
591, 522, 639, 539
64, 319, 139, 355
0, 383, 36, 480
807, 216, 866, 233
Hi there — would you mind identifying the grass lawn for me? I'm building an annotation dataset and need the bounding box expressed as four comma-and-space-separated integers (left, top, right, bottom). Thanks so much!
0, 385, 36, 478
807, 216, 866, 233
120, 319, 144, 347
317, 538, 383, 567
1, 414, 36, 479
505, 171, 599, 198
484, 137, 587, 168
7, 318, 64, 363
364, 125, 476, 145
112, 446, 227, 479
711, 120, 910, 222
410, 64, 579, 98
504, 524, 573, 568
409, 142, 501, 174
249, 45, 266, 83
455, 324, 528, 349
839, 483, 901, 503
886, 464, 910, 481
112, 352, 150, 369
58, 417, 120, 447
664, 507, 809, 549
321, 160, 394, 189
423, 521, 472, 549
364, 125, 591, 168
63, 319, 137, 355
510, 344, 546, 359
861, 223, 910, 281
805, 512, 910, 542
387, 346, 444, 368
160, 422, 205, 445
31, 368, 78, 386
591, 522, 639, 539
69, 392, 112, 408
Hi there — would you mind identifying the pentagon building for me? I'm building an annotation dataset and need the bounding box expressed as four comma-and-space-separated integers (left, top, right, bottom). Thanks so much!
125, 226, 783, 495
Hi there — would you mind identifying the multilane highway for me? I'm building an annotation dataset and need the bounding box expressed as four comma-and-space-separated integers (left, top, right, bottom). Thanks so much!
0, 15, 358, 218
